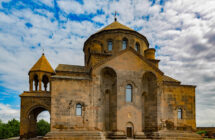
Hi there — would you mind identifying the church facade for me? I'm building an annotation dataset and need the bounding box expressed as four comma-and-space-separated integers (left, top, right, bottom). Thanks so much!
20, 20, 202, 139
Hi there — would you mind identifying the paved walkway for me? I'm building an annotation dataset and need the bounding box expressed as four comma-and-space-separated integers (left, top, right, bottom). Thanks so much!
4, 136, 43, 140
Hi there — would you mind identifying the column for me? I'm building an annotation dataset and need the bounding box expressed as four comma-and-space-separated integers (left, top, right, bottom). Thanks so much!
39, 79, 42, 91
29, 79, 33, 91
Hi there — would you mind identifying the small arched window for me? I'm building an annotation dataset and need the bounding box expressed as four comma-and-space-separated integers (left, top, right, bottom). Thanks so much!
42, 75, 49, 91
126, 84, 132, 102
33, 74, 39, 91
177, 108, 182, 119
122, 38, 128, 50
76, 104, 82, 116
108, 40, 113, 51
135, 43, 140, 53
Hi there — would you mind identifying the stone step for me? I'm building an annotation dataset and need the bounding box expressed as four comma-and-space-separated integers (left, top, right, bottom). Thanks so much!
43, 131, 106, 140
43, 130, 203, 140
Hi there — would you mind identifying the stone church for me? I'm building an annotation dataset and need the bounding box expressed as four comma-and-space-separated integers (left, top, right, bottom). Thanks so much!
20, 19, 202, 139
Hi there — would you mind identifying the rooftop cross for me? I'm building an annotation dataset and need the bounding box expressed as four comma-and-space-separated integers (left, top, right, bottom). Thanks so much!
42, 47, 45, 55
114, 11, 117, 22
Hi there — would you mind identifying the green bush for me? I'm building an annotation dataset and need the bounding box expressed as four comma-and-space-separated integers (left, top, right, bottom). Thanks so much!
7, 119, 20, 137
197, 130, 208, 135
0, 119, 18, 139
0, 118, 50, 138
37, 119, 50, 136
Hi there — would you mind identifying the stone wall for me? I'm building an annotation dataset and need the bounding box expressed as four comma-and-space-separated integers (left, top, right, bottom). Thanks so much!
20, 92, 51, 139
51, 77, 94, 131
162, 84, 196, 130
91, 50, 163, 137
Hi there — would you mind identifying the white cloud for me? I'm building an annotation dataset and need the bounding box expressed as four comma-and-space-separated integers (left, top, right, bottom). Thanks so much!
0, 103, 50, 123
0, 103, 19, 123
39, 0, 54, 7
58, 1, 83, 14
58, 0, 108, 15
37, 111, 50, 123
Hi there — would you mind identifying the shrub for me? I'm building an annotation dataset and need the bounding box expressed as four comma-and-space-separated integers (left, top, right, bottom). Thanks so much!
37, 119, 50, 136
197, 130, 208, 135
0, 118, 50, 138
7, 119, 20, 137
0, 119, 17, 139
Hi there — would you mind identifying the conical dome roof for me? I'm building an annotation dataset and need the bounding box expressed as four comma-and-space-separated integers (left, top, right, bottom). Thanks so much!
99, 21, 134, 32
29, 53, 54, 73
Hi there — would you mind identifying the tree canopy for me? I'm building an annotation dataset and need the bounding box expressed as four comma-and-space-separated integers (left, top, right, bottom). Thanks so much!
0, 119, 19, 139
0, 118, 50, 139
37, 119, 50, 136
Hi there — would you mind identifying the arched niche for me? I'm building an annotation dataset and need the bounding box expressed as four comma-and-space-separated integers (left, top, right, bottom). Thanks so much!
142, 71, 158, 132
91, 43, 102, 53
100, 67, 117, 131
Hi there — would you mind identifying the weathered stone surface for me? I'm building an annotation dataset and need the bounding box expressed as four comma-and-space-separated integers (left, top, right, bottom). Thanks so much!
20, 20, 201, 140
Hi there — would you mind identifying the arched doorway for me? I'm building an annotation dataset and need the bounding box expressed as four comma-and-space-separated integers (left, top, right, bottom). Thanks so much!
126, 122, 134, 138
24, 106, 50, 139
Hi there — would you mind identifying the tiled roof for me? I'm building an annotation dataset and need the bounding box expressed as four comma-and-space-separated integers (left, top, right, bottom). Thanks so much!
163, 75, 180, 83
56, 64, 88, 73
99, 21, 134, 32
30, 54, 54, 73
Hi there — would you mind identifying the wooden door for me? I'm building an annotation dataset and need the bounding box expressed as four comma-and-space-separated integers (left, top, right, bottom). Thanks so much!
126, 127, 132, 138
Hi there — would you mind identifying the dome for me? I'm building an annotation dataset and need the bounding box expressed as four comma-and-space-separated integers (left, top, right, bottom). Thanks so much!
83, 20, 150, 66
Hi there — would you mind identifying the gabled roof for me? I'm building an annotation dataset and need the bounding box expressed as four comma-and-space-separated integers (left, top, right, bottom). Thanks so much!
99, 21, 134, 32
92, 47, 164, 75
29, 54, 54, 73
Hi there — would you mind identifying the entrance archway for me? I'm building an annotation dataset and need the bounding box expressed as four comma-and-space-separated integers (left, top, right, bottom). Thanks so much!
126, 122, 134, 138
27, 106, 50, 138
20, 103, 51, 139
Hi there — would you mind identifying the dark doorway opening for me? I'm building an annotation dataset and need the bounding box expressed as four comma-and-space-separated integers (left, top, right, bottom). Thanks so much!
126, 127, 133, 138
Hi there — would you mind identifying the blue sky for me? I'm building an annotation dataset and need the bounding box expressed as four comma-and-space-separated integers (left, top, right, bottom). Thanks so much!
0, 0, 215, 126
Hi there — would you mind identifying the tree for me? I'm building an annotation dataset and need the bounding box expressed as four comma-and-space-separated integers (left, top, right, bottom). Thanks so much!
7, 119, 20, 137
37, 119, 50, 136
0, 120, 13, 139
0, 119, 20, 139
0, 118, 50, 138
